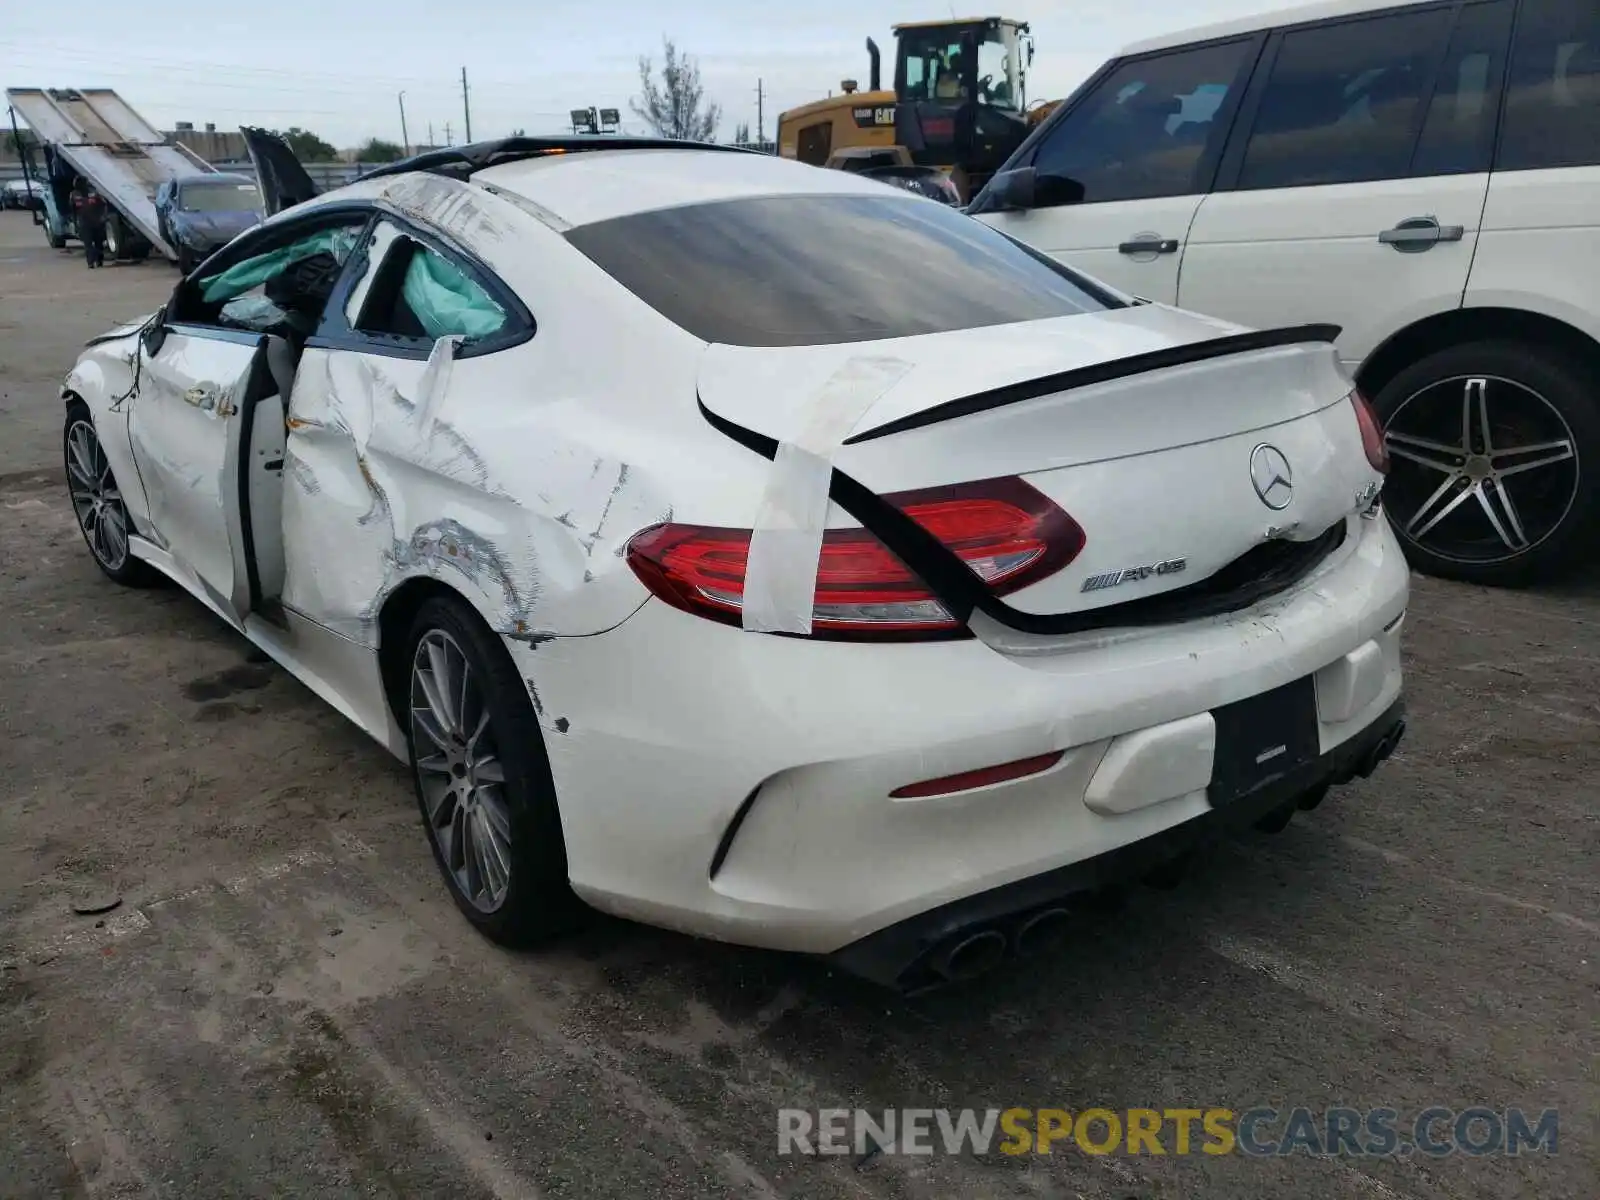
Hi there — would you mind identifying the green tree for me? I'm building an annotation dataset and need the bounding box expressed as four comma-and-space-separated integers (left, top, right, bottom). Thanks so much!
275, 127, 338, 161
631, 38, 721, 141
358, 137, 405, 162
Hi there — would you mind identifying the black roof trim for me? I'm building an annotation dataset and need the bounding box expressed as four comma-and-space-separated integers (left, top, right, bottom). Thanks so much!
359, 135, 755, 182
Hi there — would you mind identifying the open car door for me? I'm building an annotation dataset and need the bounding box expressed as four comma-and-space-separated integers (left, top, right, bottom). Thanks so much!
128, 218, 357, 627
241, 126, 320, 216
128, 327, 282, 626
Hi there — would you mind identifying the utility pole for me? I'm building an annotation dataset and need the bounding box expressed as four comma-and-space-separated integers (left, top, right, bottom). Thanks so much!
461, 67, 473, 143
397, 91, 410, 156
443, 121, 452, 146
428, 121, 435, 148
755, 78, 765, 148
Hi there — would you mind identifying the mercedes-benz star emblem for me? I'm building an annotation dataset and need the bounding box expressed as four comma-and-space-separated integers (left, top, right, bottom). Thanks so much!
1250, 444, 1294, 511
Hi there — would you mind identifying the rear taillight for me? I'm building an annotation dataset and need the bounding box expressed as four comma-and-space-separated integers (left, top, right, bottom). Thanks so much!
1352, 390, 1389, 474
625, 476, 1084, 640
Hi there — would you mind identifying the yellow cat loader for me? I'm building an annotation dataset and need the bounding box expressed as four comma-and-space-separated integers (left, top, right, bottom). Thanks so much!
775, 17, 1053, 204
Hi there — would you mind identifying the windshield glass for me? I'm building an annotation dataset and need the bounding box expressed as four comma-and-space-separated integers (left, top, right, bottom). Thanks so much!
900, 24, 1018, 108
565, 193, 1115, 348
181, 182, 262, 213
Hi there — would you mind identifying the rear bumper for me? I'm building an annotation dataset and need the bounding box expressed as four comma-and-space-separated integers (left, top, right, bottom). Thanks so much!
830, 698, 1406, 991
506, 512, 1408, 959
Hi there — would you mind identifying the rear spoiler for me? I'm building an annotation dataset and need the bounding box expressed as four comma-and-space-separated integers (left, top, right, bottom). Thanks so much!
847, 323, 1341, 444
699, 323, 1344, 638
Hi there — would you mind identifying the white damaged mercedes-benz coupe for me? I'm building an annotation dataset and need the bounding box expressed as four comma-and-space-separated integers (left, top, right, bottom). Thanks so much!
61, 138, 1408, 989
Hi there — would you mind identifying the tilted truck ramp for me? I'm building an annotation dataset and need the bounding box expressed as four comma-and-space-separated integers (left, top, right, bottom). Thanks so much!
7, 87, 216, 261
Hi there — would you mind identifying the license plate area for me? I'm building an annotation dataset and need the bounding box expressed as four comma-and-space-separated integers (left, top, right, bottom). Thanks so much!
1208, 676, 1320, 808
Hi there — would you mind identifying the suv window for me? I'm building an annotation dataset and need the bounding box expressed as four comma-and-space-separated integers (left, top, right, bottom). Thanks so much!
1030, 39, 1255, 205
1500, 0, 1600, 171
1411, 0, 1515, 177
1236, 7, 1454, 190
565, 194, 1116, 348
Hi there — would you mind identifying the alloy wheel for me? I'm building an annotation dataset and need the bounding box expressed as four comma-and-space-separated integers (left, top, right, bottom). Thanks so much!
409, 629, 514, 913
66, 420, 131, 572
1382, 375, 1579, 565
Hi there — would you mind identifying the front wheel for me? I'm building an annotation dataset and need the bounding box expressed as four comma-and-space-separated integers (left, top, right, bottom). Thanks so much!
1373, 341, 1599, 585
404, 596, 579, 945
45, 221, 66, 250
63, 402, 157, 587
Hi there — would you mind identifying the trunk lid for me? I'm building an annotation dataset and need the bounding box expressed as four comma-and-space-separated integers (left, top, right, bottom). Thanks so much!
695, 305, 1380, 620
241, 126, 320, 216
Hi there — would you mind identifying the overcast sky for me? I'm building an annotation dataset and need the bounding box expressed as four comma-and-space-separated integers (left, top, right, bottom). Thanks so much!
3, 0, 1280, 149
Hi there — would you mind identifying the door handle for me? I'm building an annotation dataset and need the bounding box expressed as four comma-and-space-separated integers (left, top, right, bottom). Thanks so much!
1117, 237, 1180, 256
1378, 217, 1465, 252
182, 384, 227, 413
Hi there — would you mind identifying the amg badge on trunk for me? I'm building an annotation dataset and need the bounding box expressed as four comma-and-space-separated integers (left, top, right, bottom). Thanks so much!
1080, 559, 1188, 593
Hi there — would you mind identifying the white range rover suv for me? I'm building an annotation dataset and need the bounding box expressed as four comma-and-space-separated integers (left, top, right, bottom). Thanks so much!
971, 0, 1598, 586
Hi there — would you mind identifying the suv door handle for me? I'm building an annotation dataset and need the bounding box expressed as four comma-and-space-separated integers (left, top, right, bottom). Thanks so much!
1118, 237, 1180, 256
1378, 217, 1465, 252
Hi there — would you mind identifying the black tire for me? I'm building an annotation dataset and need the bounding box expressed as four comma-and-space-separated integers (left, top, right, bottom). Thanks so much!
403, 595, 579, 946
126, 240, 151, 263
1372, 340, 1599, 586
176, 244, 196, 274
62, 400, 159, 587
46, 223, 67, 250
105, 213, 127, 261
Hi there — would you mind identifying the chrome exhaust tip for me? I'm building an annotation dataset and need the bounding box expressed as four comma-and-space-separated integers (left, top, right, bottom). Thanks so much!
933, 929, 1008, 982
1358, 719, 1407, 778
1013, 907, 1073, 958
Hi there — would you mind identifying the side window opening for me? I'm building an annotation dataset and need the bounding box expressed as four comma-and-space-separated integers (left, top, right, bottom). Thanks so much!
1411, 0, 1514, 177
172, 219, 365, 339
1499, 0, 1600, 171
1235, 7, 1455, 190
1030, 39, 1254, 205
353, 235, 508, 344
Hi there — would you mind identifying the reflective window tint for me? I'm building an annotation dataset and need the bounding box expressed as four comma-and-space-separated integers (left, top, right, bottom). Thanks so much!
1412, 1, 1515, 177
1031, 40, 1254, 204
1500, 0, 1600, 171
566, 194, 1115, 348
1237, 8, 1454, 189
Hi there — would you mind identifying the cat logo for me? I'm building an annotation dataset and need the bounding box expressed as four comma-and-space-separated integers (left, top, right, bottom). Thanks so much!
852, 106, 896, 128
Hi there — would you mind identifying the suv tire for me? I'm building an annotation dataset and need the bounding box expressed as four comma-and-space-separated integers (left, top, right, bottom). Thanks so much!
1373, 340, 1599, 586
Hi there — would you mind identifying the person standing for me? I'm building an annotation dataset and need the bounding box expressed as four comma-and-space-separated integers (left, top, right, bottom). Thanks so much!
73, 184, 108, 268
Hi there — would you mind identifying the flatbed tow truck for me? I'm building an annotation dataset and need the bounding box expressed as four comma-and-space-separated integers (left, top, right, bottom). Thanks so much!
6, 87, 217, 263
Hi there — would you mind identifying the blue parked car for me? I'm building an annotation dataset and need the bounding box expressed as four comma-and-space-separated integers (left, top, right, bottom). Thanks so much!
154, 173, 265, 272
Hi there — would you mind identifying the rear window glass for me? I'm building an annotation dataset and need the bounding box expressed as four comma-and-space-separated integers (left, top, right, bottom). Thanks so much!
564, 194, 1115, 347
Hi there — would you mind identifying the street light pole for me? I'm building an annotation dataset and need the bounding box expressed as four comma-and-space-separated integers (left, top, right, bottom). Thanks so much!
398, 91, 410, 156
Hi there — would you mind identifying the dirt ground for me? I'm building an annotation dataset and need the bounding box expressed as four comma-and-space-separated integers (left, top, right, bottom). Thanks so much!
0, 210, 1595, 1200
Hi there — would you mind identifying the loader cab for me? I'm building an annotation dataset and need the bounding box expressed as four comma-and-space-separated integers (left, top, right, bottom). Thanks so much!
893, 17, 1034, 194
